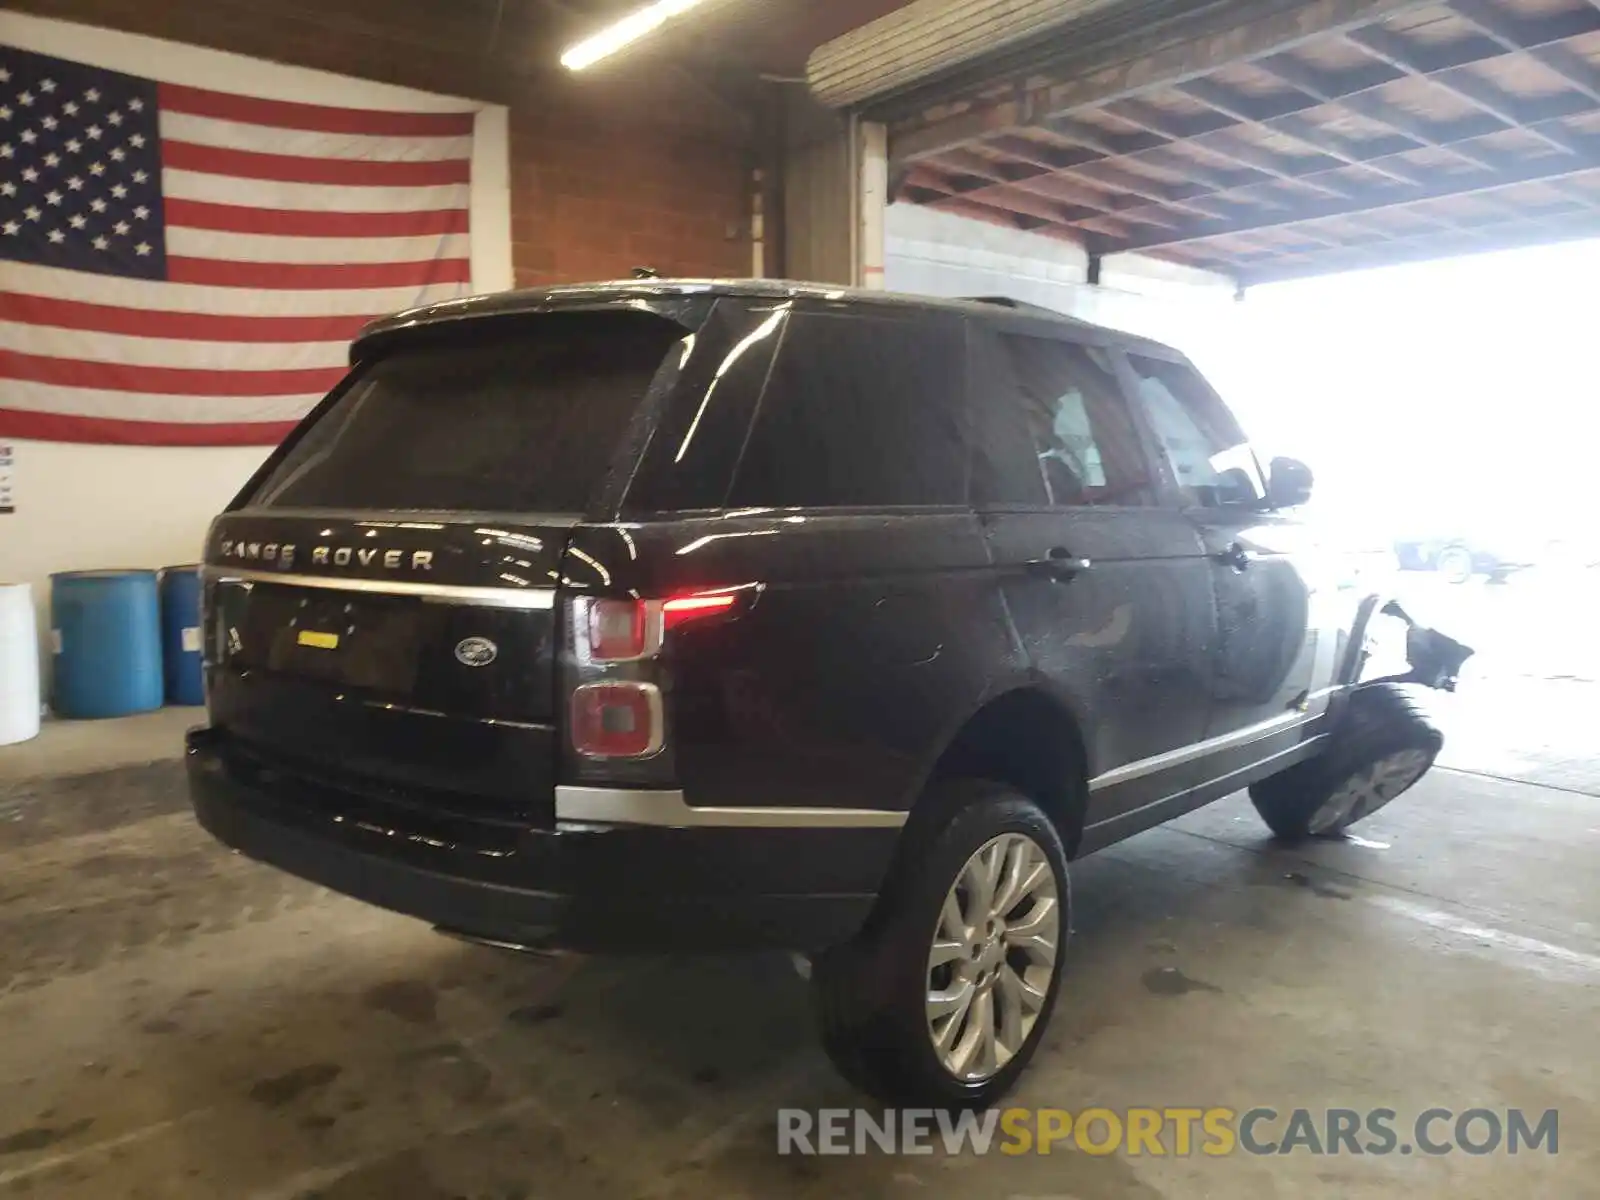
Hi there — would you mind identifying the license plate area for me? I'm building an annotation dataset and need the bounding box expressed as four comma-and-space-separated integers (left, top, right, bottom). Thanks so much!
265, 592, 425, 693
211, 579, 557, 723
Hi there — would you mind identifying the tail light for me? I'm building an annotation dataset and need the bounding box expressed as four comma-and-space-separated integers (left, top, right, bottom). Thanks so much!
583, 592, 739, 663
571, 682, 663, 758
588, 599, 650, 661
662, 593, 737, 628
571, 590, 742, 759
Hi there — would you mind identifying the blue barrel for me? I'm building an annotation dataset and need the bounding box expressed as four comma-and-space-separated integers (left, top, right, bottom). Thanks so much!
159, 565, 205, 706
50, 570, 163, 719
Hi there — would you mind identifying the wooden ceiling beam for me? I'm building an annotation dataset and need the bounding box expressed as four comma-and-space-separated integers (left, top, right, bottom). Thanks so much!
1110, 138, 1600, 252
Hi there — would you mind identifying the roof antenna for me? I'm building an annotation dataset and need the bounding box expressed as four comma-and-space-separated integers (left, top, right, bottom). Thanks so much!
632, 266, 660, 279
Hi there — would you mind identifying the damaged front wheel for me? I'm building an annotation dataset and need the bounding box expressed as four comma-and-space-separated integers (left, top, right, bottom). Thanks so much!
1249, 682, 1444, 841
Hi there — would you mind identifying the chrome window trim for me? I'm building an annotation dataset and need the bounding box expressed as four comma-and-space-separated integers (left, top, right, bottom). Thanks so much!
1088, 708, 1326, 792
555, 786, 909, 829
203, 567, 556, 611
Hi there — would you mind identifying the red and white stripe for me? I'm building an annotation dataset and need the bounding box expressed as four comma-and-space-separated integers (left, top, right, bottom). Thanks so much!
0, 84, 475, 446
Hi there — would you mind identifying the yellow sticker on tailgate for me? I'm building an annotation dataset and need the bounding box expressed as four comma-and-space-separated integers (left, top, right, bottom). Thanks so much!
297, 630, 340, 650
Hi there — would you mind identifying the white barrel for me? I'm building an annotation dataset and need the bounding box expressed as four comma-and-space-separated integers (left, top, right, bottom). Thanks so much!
0, 584, 42, 746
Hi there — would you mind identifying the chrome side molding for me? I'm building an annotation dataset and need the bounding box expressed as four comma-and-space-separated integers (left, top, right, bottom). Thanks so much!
1088, 708, 1323, 792
555, 786, 909, 829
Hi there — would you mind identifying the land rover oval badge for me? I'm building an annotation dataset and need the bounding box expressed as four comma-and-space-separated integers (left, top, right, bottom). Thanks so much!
454, 637, 498, 668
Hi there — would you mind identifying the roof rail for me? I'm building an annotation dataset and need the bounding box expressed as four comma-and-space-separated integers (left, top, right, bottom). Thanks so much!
960, 295, 1062, 316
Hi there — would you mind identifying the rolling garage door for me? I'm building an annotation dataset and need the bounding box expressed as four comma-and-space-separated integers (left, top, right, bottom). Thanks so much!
807, 0, 1217, 109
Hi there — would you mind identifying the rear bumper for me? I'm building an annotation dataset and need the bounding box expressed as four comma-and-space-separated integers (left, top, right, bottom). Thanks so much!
186, 728, 890, 953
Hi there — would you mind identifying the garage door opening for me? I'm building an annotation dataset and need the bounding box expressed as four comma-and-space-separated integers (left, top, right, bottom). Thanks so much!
1209, 235, 1600, 694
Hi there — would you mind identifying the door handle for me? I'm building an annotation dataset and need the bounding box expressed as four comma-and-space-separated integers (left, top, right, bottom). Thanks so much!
1024, 548, 1093, 581
1211, 542, 1253, 572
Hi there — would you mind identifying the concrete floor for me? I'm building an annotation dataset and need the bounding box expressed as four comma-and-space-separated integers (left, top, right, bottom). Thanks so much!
0, 707, 198, 787
0, 683, 1595, 1198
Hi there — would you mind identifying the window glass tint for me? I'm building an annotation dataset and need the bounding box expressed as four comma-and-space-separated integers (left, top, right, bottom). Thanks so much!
974, 333, 1154, 507
726, 312, 968, 508
970, 329, 1047, 507
1125, 353, 1263, 508
251, 312, 684, 513
623, 301, 786, 514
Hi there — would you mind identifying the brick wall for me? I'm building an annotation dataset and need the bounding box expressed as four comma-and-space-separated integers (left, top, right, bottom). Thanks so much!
511, 108, 752, 287
8, 0, 754, 285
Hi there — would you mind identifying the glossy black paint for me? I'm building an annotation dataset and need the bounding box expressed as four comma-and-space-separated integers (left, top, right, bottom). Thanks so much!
980, 508, 1215, 817
188, 728, 884, 953
561, 513, 1012, 817
1266, 457, 1315, 509
187, 279, 1380, 954
204, 511, 573, 593
963, 317, 1219, 824
1075, 731, 1328, 856
203, 512, 569, 813
1187, 506, 1322, 775
1112, 346, 1330, 800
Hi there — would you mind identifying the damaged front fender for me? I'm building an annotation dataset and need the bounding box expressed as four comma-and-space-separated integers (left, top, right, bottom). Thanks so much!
1378, 600, 1475, 692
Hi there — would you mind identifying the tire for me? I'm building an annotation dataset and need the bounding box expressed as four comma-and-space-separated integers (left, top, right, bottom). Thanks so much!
1435, 545, 1475, 585
1249, 682, 1443, 841
811, 780, 1070, 1108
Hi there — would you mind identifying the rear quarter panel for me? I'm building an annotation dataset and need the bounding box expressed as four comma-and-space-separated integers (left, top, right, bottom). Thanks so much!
561, 514, 1020, 814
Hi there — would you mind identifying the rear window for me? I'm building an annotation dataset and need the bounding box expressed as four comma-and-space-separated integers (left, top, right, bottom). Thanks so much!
251, 311, 685, 513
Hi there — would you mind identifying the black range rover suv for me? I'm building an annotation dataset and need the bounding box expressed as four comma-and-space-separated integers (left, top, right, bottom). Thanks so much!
189, 280, 1468, 1106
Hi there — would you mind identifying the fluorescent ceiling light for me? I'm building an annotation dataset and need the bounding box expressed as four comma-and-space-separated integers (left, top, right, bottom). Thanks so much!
561, 0, 712, 71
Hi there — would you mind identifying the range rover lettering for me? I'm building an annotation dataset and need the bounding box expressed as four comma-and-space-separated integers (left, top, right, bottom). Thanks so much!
187, 281, 1469, 1105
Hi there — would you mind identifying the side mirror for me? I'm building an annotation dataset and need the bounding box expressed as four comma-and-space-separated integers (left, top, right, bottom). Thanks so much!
1267, 457, 1314, 509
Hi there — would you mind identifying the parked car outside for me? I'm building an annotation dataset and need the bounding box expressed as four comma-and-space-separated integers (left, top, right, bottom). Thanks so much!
1393, 533, 1536, 584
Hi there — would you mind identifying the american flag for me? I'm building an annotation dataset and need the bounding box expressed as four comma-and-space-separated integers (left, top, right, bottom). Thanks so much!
0, 43, 476, 445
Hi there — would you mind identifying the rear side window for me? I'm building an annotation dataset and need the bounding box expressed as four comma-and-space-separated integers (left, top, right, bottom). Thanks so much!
251, 311, 685, 513
725, 312, 969, 509
623, 301, 787, 515
971, 330, 1154, 508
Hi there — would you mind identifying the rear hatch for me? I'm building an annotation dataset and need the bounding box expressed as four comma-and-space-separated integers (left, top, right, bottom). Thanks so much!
203, 307, 691, 819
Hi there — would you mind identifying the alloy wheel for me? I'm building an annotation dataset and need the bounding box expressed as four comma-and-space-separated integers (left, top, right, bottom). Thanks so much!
1436, 547, 1474, 585
925, 833, 1060, 1082
1308, 748, 1433, 835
